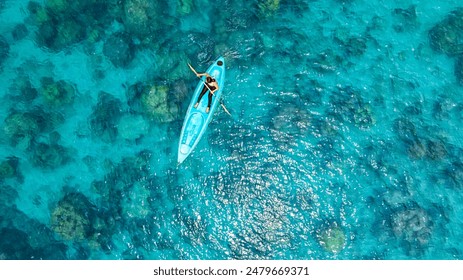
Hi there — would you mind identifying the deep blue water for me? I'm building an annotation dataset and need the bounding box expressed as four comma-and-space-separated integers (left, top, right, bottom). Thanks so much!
1, 0, 463, 260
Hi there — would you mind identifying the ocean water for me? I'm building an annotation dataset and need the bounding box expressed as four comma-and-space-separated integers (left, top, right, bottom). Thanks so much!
0, 0, 462, 260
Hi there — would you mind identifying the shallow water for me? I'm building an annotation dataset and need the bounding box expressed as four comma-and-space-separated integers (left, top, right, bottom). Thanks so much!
0, 0, 463, 259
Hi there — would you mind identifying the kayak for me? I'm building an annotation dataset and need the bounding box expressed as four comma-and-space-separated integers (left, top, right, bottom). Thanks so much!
177, 57, 226, 164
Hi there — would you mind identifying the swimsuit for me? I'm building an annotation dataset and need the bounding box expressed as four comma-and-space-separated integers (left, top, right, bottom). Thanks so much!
196, 80, 217, 108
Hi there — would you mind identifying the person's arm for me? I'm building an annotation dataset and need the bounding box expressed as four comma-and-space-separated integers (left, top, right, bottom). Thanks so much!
211, 84, 219, 94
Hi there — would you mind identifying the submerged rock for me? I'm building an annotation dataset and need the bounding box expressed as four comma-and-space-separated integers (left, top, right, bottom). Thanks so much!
122, 182, 151, 219
312, 49, 344, 73
454, 56, 463, 85
123, 0, 161, 37
257, 0, 280, 18
393, 117, 417, 143
103, 32, 135, 68
317, 223, 346, 254
353, 104, 376, 129
0, 35, 9, 66
344, 37, 367, 57
392, 5, 419, 32
330, 86, 376, 129
31, 142, 71, 169
391, 207, 432, 249
433, 97, 456, 120
446, 161, 463, 188
0, 157, 20, 181
37, 17, 86, 51
426, 140, 447, 160
89, 92, 123, 142
39, 77, 76, 108
117, 113, 149, 141
0, 228, 36, 259
3, 112, 41, 148
429, 9, 463, 56
177, 0, 193, 15
12, 24, 28, 41
407, 139, 427, 159
10, 76, 38, 102
270, 102, 310, 141
28, 0, 114, 51
3, 108, 63, 149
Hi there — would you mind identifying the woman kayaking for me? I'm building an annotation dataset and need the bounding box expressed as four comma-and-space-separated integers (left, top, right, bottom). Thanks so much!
193, 72, 219, 113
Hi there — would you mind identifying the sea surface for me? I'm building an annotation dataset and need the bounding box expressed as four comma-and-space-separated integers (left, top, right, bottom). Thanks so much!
0, 0, 463, 260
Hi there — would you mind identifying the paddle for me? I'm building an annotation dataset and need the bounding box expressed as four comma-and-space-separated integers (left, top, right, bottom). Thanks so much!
187, 63, 232, 116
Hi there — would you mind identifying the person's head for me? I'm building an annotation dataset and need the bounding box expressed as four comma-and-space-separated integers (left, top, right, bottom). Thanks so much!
206, 76, 215, 83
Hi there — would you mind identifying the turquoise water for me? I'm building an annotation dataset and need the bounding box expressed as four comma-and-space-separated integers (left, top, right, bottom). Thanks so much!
1, 0, 463, 260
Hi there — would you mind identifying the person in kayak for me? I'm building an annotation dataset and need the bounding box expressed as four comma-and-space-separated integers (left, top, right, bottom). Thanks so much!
193, 73, 219, 113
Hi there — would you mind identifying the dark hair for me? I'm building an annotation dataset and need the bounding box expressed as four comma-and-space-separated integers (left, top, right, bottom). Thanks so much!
206, 76, 212, 83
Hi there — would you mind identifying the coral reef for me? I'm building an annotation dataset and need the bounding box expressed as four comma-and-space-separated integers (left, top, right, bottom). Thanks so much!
330, 86, 376, 129
407, 139, 427, 159
0, 228, 36, 259
44, 0, 98, 16
122, 182, 151, 219
123, 0, 163, 39
0, 35, 9, 67
117, 113, 149, 141
96, 150, 152, 192
0, 205, 68, 259
35, 12, 86, 50
0, 185, 18, 208
333, 29, 368, 57
89, 92, 123, 142
407, 137, 448, 160
157, 51, 192, 81
127, 82, 183, 143
49, 189, 120, 254
9, 75, 38, 103
103, 32, 135, 68
454, 56, 463, 85
257, 0, 280, 18
445, 161, 463, 188
39, 77, 76, 108
433, 96, 457, 120
344, 37, 367, 57
391, 207, 433, 253
426, 139, 447, 160
50, 192, 95, 241
3, 111, 42, 148
92, 150, 152, 229
3, 108, 63, 149
12, 24, 28, 41
393, 117, 417, 143
0, 157, 20, 181
353, 104, 375, 128
139, 84, 178, 122
393, 117, 449, 160
90, 150, 153, 253
429, 8, 463, 56
392, 5, 419, 32
270, 102, 310, 143
317, 223, 346, 254
312, 49, 344, 73
31, 142, 71, 170
51, 19, 86, 50
177, 0, 193, 15
28, 0, 114, 51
